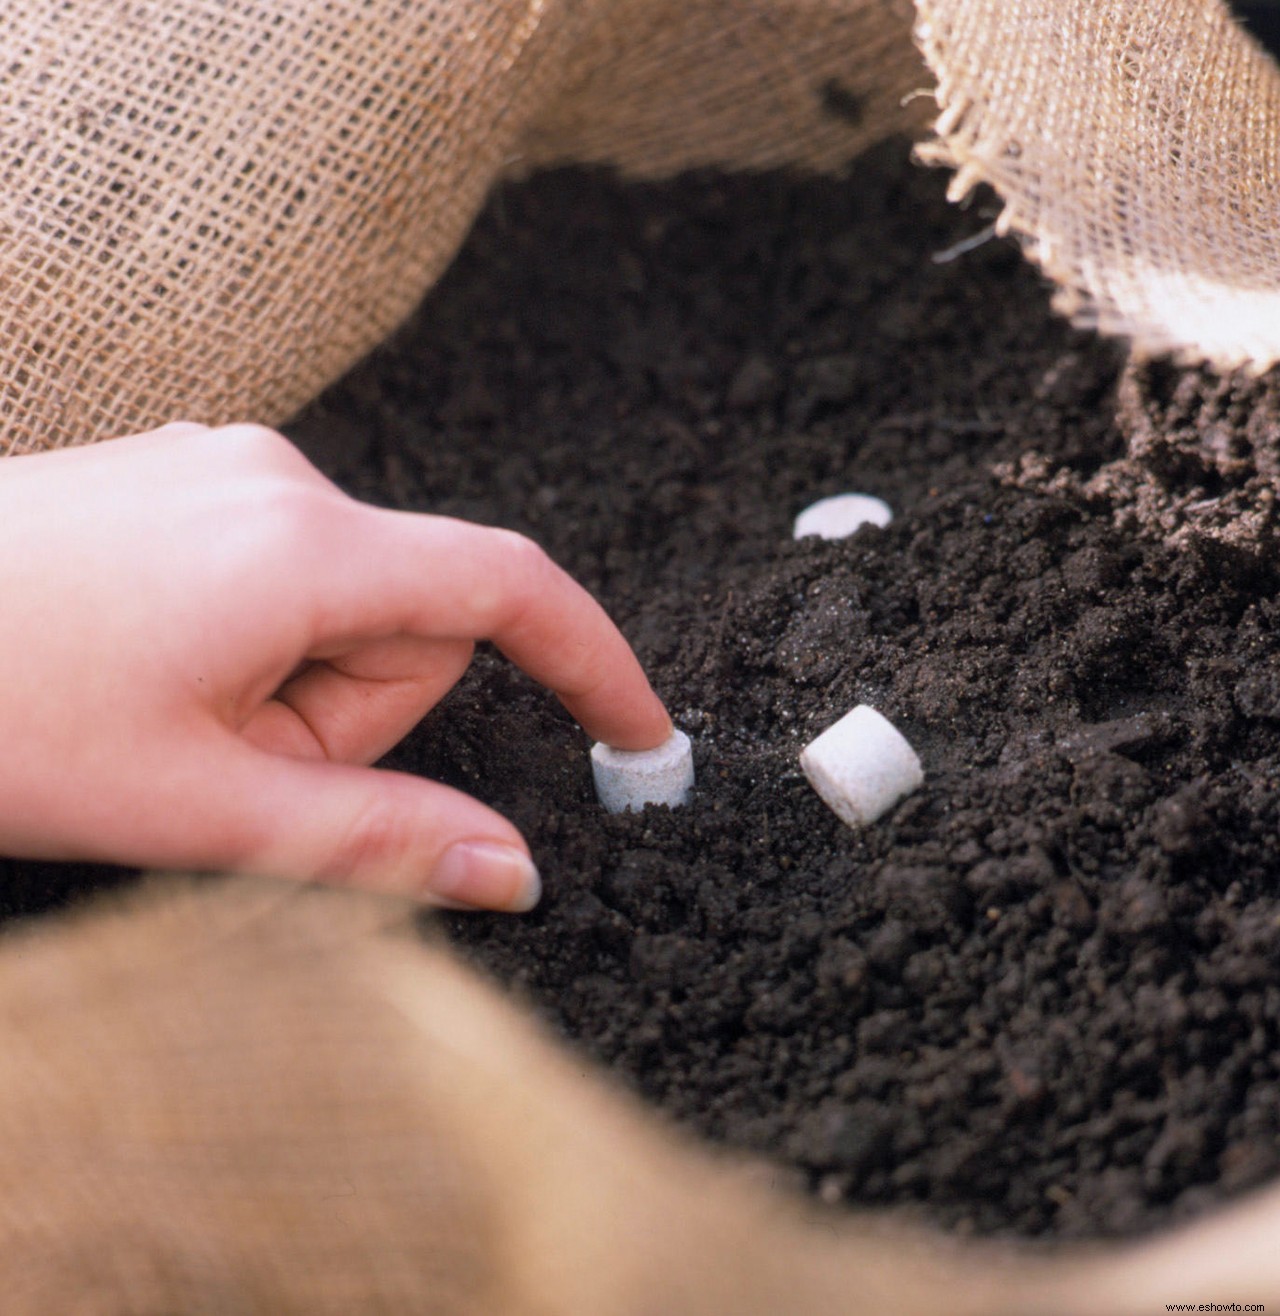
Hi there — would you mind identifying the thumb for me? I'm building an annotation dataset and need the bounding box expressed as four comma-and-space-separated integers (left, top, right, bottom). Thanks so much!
205, 744, 542, 911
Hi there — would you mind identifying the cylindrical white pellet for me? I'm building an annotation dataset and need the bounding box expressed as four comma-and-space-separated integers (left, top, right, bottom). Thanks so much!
793, 493, 892, 541
799, 705, 922, 828
591, 729, 695, 814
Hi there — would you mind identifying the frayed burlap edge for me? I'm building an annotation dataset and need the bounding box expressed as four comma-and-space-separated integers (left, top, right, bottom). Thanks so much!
913, 0, 1280, 372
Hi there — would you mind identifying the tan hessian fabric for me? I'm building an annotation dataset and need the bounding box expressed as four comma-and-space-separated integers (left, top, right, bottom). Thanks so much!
915, 0, 1280, 373
0, 0, 1275, 454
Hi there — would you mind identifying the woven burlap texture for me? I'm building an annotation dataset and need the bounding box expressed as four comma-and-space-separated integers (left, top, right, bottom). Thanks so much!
0, 0, 1276, 454
915, 0, 1280, 372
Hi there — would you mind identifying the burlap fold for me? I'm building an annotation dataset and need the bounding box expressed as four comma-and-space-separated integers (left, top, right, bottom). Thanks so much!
916, 0, 1280, 371
0, 0, 1276, 454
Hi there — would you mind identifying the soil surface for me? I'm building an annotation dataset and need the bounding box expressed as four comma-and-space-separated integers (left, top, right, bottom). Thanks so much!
8, 140, 1280, 1243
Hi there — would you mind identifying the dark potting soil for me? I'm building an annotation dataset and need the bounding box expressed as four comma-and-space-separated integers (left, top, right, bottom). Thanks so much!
8, 140, 1280, 1244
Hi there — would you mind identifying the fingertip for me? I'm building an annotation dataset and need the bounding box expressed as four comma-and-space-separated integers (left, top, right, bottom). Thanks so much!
644, 696, 676, 748
210, 747, 543, 910
429, 840, 542, 912
596, 691, 674, 753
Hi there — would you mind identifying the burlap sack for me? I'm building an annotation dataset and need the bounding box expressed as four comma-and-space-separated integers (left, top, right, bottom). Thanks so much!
0, 0, 1276, 455
915, 0, 1280, 371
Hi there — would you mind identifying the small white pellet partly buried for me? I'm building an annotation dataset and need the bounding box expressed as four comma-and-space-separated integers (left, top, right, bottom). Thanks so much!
799, 705, 922, 828
591, 729, 695, 814
793, 492, 892, 541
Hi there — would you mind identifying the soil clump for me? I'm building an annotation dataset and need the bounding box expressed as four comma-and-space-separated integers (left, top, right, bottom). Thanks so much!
8, 140, 1280, 1243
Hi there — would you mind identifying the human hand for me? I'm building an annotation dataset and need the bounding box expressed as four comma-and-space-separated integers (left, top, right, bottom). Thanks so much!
0, 423, 671, 909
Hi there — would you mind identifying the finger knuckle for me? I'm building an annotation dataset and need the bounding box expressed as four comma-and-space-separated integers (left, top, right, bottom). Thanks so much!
263, 481, 333, 543
217, 422, 292, 453
492, 528, 553, 607
218, 423, 323, 479
493, 526, 547, 566
319, 793, 420, 888
151, 419, 209, 437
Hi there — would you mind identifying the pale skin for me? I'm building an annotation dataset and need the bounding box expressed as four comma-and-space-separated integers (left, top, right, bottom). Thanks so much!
0, 421, 672, 910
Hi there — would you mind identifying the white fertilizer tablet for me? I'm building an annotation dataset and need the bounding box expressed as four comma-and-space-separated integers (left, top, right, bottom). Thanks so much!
591, 729, 695, 814
799, 705, 922, 828
793, 493, 892, 540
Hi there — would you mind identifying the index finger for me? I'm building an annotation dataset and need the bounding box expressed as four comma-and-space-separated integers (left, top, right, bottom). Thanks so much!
307, 505, 674, 752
